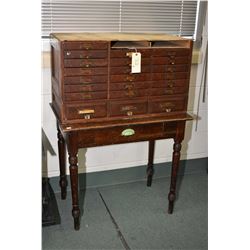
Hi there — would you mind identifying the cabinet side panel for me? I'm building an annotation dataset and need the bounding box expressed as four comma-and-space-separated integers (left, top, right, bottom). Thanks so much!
50, 38, 63, 121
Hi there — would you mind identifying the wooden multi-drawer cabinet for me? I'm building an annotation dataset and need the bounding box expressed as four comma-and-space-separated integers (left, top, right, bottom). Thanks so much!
50, 33, 193, 230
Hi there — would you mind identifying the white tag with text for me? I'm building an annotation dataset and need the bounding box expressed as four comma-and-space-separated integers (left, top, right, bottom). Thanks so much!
131, 52, 141, 73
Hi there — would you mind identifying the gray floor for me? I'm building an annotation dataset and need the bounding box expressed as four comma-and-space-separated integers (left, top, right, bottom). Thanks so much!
42, 173, 208, 250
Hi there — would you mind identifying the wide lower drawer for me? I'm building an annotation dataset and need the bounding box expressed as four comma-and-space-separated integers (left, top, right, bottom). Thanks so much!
64, 59, 108, 67
149, 96, 186, 114
152, 72, 189, 80
64, 91, 107, 102
110, 49, 151, 58
65, 102, 107, 120
64, 50, 108, 59
110, 81, 148, 91
109, 99, 147, 117
77, 122, 177, 147
64, 75, 108, 84
64, 83, 107, 93
64, 67, 107, 76
110, 65, 151, 74
150, 86, 188, 96
110, 58, 151, 67
110, 73, 151, 83
152, 56, 189, 65
152, 64, 189, 73
110, 89, 148, 99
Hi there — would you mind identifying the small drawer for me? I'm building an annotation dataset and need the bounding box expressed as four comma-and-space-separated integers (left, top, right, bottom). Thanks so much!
63, 41, 108, 50
110, 82, 148, 91
152, 56, 189, 65
64, 59, 108, 68
151, 79, 188, 88
152, 49, 190, 57
109, 100, 147, 117
64, 83, 107, 93
64, 75, 108, 84
110, 89, 148, 99
65, 102, 107, 120
64, 50, 108, 59
64, 91, 107, 102
110, 65, 151, 75
110, 73, 151, 83
149, 86, 188, 96
152, 72, 189, 81
149, 96, 186, 114
152, 64, 189, 73
110, 57, 151, 67
110, 49, 151, 58
64, 67, 107, 76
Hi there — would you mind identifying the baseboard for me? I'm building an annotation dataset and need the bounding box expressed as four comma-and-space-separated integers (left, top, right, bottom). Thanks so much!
48, 157, 208, 193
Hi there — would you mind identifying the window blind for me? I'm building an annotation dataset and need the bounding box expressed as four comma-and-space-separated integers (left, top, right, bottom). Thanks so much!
42, 0, 199, 39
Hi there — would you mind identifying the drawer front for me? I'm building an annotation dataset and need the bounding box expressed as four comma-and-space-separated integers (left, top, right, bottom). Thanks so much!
109, 100, 147, 117
110, 49, 151, 58
64, 59, 108, 68
64, 67, 107, 76
64, 75, 108, 84
151, 79, 188, 88
65, 102, 107, 120
152, 64, 189, 73
110, 73, 151, 83
110, 81, 148, 91
110, 89, 148, 99
152, 56, 189, 65
110, 65, 151, 75
152, 49, 190, 57
64, 83, 107, 93
152, 72, 189, 80
64, 91, 107, 102
110, 57, 151, 67
63, 41, 108, 50
64, 50, 108, 59
150, 86, 188, 96
149, 96, 186, 114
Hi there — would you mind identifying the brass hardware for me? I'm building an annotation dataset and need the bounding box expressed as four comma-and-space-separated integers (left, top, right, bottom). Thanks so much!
160, 102, 175, 109
121, 128, 135, 136
171, 61, 175, 65
126, 52, 133, 57
167, 84, 173, 88
86, 47, 89, 50
126, 89, 136, 97
85, 64, 90, 67
165, 108, 172, 113
121, 105, 137, 111
126, 76, 134, 82
86, 55, 89, 59
165, 89, 174, 94
66, 51, 71, 56
78, 109, 95, 114
127, 111, 133, 116
124, 83, 134, 89
84, 114, 91, 119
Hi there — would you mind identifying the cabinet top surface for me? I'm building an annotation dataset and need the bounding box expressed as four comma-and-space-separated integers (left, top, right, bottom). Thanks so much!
51, 32, 188, 42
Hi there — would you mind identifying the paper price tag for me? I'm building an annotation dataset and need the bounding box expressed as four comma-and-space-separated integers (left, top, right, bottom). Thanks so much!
131, 52, 141, 73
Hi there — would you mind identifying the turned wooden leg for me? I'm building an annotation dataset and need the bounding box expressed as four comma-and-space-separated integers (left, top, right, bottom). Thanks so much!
168, 139, 182, 214
147, 140, 155, 186
68, 151, 80, 230
57, 124, 67, 200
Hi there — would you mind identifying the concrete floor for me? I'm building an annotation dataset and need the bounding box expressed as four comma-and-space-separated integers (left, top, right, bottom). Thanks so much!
42, 173, 208, 250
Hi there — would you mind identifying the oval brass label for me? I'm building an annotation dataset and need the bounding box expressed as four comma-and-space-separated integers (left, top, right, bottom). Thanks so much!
121, 128, 135, 137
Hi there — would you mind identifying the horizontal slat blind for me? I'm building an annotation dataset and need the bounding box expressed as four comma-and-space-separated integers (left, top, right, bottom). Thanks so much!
42, 0, 198, 38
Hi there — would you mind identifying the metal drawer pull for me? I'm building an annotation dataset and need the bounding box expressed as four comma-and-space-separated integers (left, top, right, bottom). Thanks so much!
127, 111, 133, 116
66, 51, 71, 56
78, 109, 95, 114
165, 108, 172, 113
121, 128, 135, 136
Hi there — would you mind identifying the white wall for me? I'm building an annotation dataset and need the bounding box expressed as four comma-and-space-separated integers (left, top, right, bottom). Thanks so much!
42, 26, 208, 178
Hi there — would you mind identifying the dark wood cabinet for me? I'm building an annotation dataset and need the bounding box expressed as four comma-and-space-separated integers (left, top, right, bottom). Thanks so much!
50, 33, 193, 230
